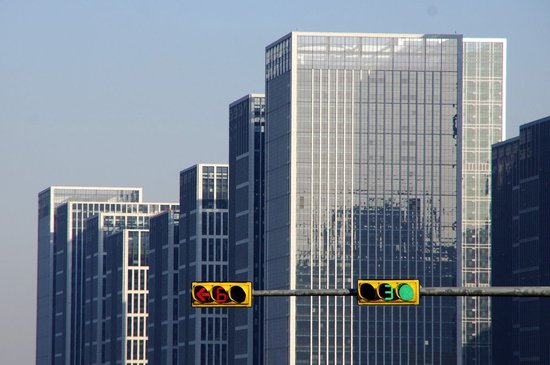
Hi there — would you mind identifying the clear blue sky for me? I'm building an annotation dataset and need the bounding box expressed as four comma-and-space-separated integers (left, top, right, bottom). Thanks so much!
0, 0, 549, 363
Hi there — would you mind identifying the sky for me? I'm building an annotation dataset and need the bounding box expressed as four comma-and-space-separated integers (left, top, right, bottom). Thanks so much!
0, 0, 549, 363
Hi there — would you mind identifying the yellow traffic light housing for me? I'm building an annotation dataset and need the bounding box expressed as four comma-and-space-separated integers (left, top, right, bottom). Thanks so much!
357, 280, 420, 305
191, 282, 252, 307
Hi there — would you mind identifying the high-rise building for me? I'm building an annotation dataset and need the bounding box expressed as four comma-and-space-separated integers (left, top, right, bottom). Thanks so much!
81, 206, 178, 365
264, 32, 461, 364
52, 199, 176, 365
228, 94, 266, 365
36, 186, 142, 365
491, 136, 518, 365
103, 228, 150, 365
178, 164, 229, 364
147, 210, 180, 365
459, 39, 506, 365
492, 115, 550, 365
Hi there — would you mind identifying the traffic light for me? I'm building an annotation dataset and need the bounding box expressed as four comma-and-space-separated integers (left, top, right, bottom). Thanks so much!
191, 282, 252, 307
357, 279, 420, 305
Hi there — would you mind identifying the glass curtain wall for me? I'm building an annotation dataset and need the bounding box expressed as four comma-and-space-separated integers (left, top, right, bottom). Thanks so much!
265, 33, 461, 365
460, 39, 505, 365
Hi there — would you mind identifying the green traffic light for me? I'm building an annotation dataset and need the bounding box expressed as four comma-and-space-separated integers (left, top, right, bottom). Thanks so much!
378, 284, 395, 301
357, 280, 420, 305
397, 283, 415, 301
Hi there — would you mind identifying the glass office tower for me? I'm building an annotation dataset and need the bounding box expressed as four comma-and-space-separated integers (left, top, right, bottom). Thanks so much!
178, 164, 229, 365
492, 116, 550, 365
36, 186, 141, 365
491, 136, 518, 365
228, 94, 266, 365
103, 228, 150, 365
147, 210, 180, 365
459, 39, 506, 365
53, 200, 175, 365
265, 32, 461, 365
81, 205, 178, 365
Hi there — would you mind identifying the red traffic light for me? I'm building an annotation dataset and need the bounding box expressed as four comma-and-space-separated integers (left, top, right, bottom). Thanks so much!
191, 282, 252, 307
193, 285, 212, 303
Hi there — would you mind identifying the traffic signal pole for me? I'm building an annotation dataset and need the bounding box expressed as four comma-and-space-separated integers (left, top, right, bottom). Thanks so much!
253, 287, 550, 297
191, 282, 550, 308
253, 289, 356, 297
420, 286, 550, 297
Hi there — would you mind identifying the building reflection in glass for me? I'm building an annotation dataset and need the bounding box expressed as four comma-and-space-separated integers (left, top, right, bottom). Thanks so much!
265, 32, 460, 364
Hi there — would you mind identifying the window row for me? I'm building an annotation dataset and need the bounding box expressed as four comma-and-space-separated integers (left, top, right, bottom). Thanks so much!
126, 339, 146, 361
126, 316, 146, 337
201, 238, 228, 262
128, 269, 147, 290
201, 212, 229, 236
127, 293, 147, 314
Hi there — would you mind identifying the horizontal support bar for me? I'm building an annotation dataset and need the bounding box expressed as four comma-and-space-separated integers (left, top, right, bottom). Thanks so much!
420, 286, 550, 297
253, 287, 550, 297
253, 289, 356, 297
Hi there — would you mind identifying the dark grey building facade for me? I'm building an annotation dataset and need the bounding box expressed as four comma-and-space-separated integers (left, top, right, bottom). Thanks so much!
103, 228, 150, 365
492, 115, 550, 364
51, 195, 175, 365
81, 206, 178, 365
53, 195, 156, 365
264, 32, 461, 365
178, 164, 229, 365
37, 187, 141, 365
228, 94, 266, 365
148, 210, 180, 365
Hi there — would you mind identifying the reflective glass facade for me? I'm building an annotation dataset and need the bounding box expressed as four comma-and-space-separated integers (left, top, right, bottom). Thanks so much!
228, 94, 266, 365
492, 116, 550, 364
36, 186, 141, 365
178, 164, 229, 365
265, 32, 461, 365
460, 39, 506, 365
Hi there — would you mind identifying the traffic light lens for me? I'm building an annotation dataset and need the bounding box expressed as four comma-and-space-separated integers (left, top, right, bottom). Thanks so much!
194, 285, 212, 303
397, 283, 414, 301
212, 286, 229, 303
230, 286, 246, 303
378, 283, 395, 300
359, 283, 378, 300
